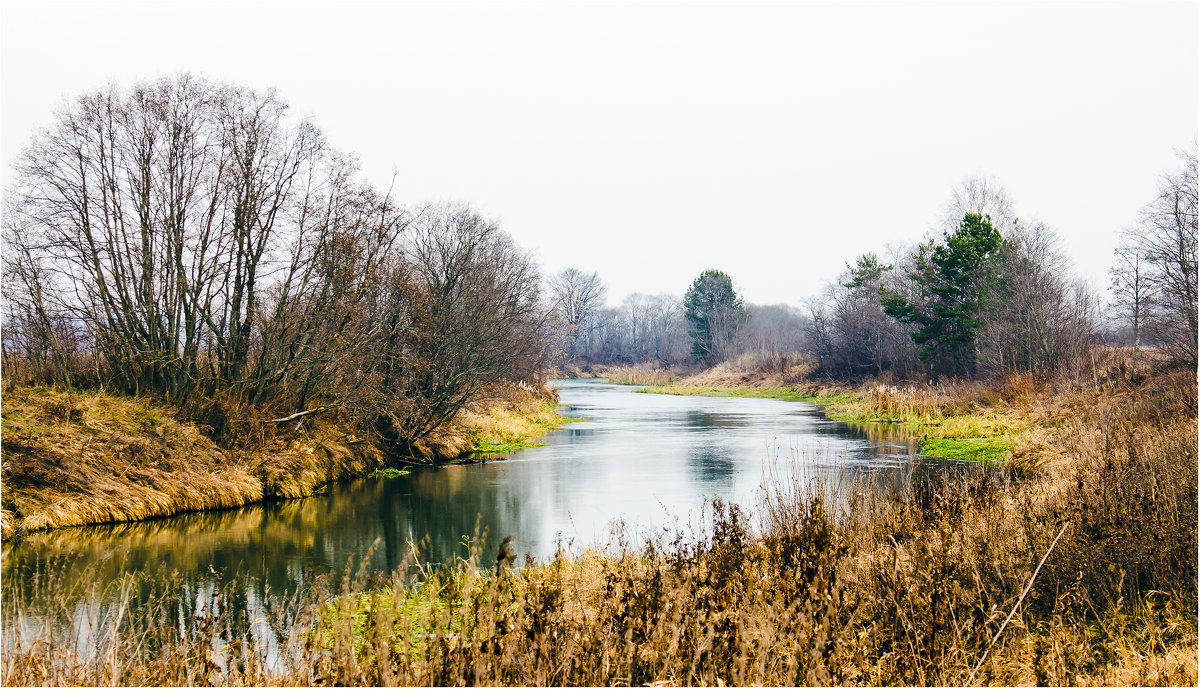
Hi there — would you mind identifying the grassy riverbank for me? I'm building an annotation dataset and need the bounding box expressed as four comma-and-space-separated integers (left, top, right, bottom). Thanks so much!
4, 367, 1195, 685
638, 381, 1029, 464
608, 359, 1053, 467
0, 384, 573, 538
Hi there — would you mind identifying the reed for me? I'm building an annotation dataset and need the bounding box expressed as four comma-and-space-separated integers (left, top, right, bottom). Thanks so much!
599, 365, 678, 386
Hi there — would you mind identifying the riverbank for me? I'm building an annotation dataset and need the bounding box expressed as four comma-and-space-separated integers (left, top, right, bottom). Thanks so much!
0, 383, 574, 538
604, 363, 1058, 468
4, 367, 1194, 685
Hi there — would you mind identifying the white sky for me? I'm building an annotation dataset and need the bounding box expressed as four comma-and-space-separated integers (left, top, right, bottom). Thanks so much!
2, 0, 1197, 307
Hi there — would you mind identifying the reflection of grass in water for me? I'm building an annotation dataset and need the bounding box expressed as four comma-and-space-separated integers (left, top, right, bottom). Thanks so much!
471, 439, 548, 455
7, 445, 1195, 686
639, 383, 814, 401
6, 373, 1194, 686
639, 383, 1021, 463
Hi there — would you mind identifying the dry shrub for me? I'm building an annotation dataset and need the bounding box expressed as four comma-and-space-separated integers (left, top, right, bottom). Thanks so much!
723, 350, 812, 381
999, 371, 1038, 404
861, 383, 980, 420
1043, 370, 1198, 611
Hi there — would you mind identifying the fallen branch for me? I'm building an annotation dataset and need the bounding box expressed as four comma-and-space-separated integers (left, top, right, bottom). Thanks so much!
969, 521, 1070, 684
265, 404, 338, 424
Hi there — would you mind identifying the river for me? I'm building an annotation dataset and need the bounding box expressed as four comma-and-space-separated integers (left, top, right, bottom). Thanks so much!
2, 379, 957, 631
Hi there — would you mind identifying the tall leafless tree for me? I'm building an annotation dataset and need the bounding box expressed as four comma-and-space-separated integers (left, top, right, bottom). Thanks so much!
388, 203, 547, 446
1138, 150, 1198, 367
10, 75, 323, 400
1109, 230, 1156, 376
978, 220, 1095, 379
549, 267, 606, 360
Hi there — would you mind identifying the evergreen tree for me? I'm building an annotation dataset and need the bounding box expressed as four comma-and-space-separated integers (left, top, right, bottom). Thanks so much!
683, 269, 745, 365
882, 214, 1004, 377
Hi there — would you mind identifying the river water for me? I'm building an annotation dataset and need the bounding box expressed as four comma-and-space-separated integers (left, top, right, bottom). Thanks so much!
2, 379, 956, 627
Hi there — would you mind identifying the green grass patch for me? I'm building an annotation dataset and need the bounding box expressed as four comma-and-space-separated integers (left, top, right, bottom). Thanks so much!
372, 467, 411, 478
471, 440, 548, 455
920, 437, 1013, 463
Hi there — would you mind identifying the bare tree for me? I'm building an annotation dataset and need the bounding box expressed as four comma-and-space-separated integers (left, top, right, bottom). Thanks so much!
978, 220, 1094, 379
727, 304, 809, 373
807, 252, 917, 379
7, 76, 555, 460
549, 268, 606, 361
2, 208, 79, 386
11, 75, 323, 400
389, 203, 547, 445
944, 175, 1018, 235
1137, 149, 1198, 367
1109, 231, 1156, 376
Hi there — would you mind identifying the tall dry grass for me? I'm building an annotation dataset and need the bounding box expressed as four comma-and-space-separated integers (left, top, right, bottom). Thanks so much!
0, 387, 384, 538
600, 365, 679, 386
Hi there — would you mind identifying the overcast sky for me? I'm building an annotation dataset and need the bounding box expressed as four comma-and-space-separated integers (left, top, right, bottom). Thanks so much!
3, 1, 1196, 306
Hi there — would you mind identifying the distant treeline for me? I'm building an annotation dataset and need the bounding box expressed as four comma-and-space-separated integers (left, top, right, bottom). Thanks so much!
549, 161, 1197, 381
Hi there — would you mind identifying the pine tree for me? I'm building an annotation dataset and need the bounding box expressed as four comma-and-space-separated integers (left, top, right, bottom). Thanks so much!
683, 270, 745, 365
882, 214, 1003, 377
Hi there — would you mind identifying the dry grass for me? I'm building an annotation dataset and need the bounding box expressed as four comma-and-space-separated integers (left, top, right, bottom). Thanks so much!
2, 388, 266, 537
599, 365, 680, 386
0, 395, 381, 537
1, 383, 572, 537
405, 383, 573, 459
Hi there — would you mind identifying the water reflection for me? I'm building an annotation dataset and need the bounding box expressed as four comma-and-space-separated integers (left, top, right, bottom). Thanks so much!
3, 379, 963, 620
686, 445, 738, 488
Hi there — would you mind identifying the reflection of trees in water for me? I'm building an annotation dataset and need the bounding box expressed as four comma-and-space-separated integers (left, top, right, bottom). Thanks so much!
685, 444, 737, 489
3, 497, 334, 600
385, 468, 542, 568
2, 390, 1002, 636
3, 468, 550, 612
684, 410, 748, 430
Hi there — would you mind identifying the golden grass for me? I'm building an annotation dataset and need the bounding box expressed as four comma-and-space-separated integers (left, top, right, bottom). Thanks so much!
6, 390, 1195, 686
598, 365, 678, 386
1, 382, 575, 537
407, 383, 575, 459
0, 388, 370, 537
457, 384, 578, 453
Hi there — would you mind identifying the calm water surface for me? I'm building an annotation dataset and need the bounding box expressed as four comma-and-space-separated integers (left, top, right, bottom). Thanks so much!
2, 379, 954, 612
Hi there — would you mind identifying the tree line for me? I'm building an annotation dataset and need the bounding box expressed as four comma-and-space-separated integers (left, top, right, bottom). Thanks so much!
4, 76, 1194, 455
2, 76, 547, 451
549, 157, 1197, 381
